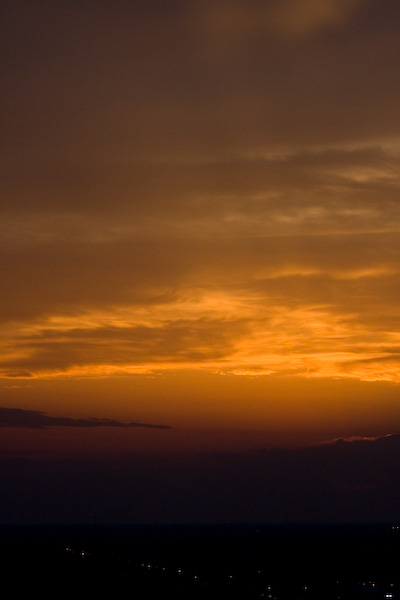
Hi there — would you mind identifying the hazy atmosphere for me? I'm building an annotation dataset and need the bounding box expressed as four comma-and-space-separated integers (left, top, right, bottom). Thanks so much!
1, 0, 400, 524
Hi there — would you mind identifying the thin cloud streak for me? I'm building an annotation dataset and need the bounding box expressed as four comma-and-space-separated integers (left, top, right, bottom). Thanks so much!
0, 407, 170, 430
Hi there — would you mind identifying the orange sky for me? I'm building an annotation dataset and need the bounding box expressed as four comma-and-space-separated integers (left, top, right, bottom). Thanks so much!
1, 0, 400, 457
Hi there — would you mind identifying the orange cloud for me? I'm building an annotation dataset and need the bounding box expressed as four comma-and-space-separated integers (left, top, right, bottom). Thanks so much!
2, 289, 400, 384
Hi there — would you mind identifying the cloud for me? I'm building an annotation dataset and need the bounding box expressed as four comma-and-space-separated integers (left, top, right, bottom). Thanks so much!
1, 2, 400, 390
0, 407, 170, 430
1, 260, 400, 383
269, 0, 361, 36
2, 267, 400, 383
331, 433, 395, 444
2, 0, 400, 175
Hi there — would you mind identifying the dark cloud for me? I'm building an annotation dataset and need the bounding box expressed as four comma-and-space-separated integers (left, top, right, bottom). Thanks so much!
2, 0, 400, 175
0, 407, 170, 430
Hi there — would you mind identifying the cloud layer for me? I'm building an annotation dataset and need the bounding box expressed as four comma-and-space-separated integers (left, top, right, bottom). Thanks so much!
1, 1, 400, 441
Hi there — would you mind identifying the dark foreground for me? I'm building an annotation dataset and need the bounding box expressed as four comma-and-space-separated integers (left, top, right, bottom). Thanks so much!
1, 523, 399, 598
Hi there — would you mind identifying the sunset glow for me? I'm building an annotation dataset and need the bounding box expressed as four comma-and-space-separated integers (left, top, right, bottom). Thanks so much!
2, 0, 400, 461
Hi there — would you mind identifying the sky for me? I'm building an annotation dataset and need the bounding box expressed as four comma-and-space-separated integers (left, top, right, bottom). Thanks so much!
1, 0, 400, 523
